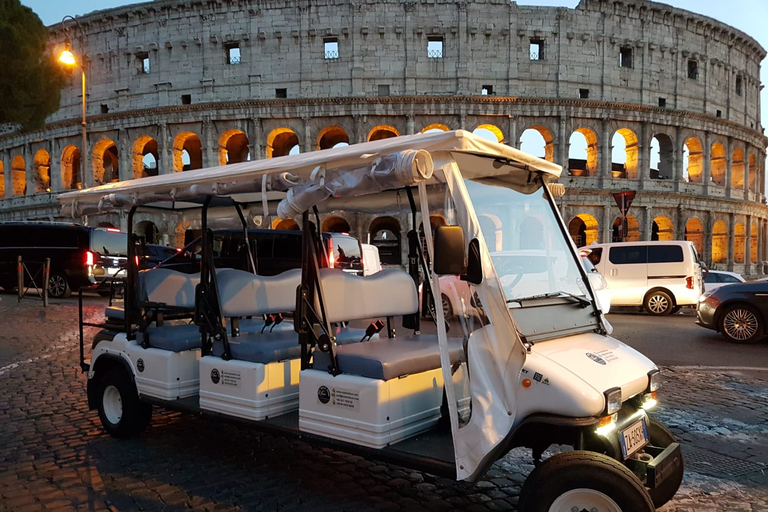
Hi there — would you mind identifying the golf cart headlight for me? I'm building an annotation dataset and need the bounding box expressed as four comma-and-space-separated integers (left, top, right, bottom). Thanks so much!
603, 387, 622, 415
647, 369, 661, 393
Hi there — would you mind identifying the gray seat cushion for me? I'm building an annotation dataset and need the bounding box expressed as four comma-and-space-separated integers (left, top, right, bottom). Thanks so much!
313, 335, 464, 381
212, 332, 301, 364
139, 324, 201, 352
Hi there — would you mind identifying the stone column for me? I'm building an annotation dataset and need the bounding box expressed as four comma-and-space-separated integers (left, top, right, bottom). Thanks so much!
202, 119, 215, 168
675, 204, 686, 240
637, 122, 648, 188
157, 121, 171, 175
727, 212, 735, 271
643, 206, 653, 241
248, 118, 263, 161
601, 204, 612, 244
49, 137, 61, 193
745, 215, 752, 275
507, 115, 517, 147
672, 127, 683, 192
743, 144, 751, 196
303, 117, 312, 153
406, 115, 415, 135
725, 136, 733, 198
118, 128, 130, 181
702, 131, 711, 193
2, 151, 10, 199
600, 118, 612, 187
354, 115, 365, 144
557, 115, 568, 169
24, 143, 33, 196
703, 211, 713, 266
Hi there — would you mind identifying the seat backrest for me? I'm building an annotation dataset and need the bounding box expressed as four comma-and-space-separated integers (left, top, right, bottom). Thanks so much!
318, 268, 418, 323
217, 268, 301, 317
139, 268, 200, 308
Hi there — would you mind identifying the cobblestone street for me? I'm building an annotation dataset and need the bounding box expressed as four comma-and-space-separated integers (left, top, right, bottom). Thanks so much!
1, 296, 767, 511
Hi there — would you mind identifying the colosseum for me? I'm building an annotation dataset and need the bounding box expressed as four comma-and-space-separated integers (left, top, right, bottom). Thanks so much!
1, 0, 766, 273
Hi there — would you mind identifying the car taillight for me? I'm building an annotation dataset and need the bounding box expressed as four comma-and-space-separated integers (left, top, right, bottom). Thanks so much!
327, 240, 335, 268
86, 251, 94, 266
135, 255, 141, 267
686, 276, 694, 289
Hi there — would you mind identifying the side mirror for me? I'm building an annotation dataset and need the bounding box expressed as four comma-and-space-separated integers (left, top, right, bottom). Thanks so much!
434, 225, 466, 275
464, 238, 482, 285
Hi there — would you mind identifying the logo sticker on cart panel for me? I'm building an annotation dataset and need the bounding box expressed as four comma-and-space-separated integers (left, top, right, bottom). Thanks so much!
317, 386, 330, 404
221, 370, 241, 387
210, 368, 220, 384
318, 386, 359, 410
136, 359, 144, 373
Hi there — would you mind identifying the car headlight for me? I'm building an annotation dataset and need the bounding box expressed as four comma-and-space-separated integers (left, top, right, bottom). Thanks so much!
603, 387, 622, 415
647, 369, 661, 392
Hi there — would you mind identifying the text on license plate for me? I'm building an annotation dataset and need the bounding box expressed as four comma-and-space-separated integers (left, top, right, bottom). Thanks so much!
620, 418, 649, 458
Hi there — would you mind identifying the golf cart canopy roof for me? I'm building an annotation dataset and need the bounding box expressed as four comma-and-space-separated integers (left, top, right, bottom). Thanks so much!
58, 130, 561, 217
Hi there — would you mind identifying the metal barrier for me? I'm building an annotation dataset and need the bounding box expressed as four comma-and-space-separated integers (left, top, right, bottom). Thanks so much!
16, 256, 50, 307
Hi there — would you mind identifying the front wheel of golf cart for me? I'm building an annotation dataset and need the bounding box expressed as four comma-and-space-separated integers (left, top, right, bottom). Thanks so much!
646, 418, 684, 508
96, 368, 152, 438
518, 451, 655, 512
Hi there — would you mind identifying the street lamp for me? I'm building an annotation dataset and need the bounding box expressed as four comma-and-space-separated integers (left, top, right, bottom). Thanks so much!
59, 16, 87, 190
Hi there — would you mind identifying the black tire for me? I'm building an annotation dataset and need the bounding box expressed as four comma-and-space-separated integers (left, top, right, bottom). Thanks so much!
96, 368, 152, 438
644, 290, 674, 316
719, 303, 764, 344
519, 451, 655, 512
441, 293, 453, 319
47, 272, 71, 298
646, 417, 684, 508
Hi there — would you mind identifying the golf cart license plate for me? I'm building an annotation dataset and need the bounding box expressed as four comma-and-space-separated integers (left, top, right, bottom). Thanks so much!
620, 418, 649, 458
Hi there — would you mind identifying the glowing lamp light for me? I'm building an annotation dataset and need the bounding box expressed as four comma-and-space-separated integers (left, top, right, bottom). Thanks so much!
59, 49, 77, 66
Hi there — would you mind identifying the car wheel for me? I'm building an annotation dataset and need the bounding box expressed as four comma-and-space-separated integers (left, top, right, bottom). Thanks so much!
47, 272, 71, 298
644, 290, 673, 316
518, 451, 655, 512
646, 417, 684, 508
719, 304, 764, 344
96, 368, 153, 438
441, 294, 453, 319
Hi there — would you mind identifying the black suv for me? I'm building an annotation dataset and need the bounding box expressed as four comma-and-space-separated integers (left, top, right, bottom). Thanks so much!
0, 222, 128, 298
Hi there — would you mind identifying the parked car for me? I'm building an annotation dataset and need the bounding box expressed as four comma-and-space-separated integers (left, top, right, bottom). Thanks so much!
703, 269, 745, 293
361, 243, 382, 276
0, 222, 127, 298
137, 244, 184, 269
580, 250, 612, 314
697, 280, 768, 343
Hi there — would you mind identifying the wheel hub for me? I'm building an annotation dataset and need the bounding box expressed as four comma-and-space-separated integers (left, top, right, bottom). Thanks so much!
102, 385, 123, 424
549, 489, 621, 512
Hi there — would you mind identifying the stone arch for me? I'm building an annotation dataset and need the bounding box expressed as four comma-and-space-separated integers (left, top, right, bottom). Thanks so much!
478, 213, 503, 251
710, 142, 726, 186
650, 133, 673, 180
322, 215, 351, 233
368, 125, 400, 142
266, 127, 300, 158
92, 138, 119, 184
751, 223, 758, 264
136, 220, 159, 244
369, 216, 402, 265
218, 129, 249, 165
734, 222, 746, 263
173, 132, 203, 172
568, 213, 599, 246
11, 154, 25, 196
748, 153, 757, 192
317, 126, 350, 150
612, 128, 638, 179
683, 137, 704, 183
273, 218, 300, 230
685, 218, 705, 255
651, 215, 674, 241
421, 123, 450, 133
60, 145, 81, 190
731, 147, 745, 188
612, 215, 639, 242
520, 125, 554, 162
0, 161, 4, 198
711, 219, 728, 264
33, 149, 51, 193
132, 135, 159, 179
568, 128, 598, 177
473, 124, 504, 143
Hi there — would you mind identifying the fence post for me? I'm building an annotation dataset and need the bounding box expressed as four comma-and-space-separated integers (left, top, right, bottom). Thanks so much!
17, 255, 22, 303
43, 258, 50, 307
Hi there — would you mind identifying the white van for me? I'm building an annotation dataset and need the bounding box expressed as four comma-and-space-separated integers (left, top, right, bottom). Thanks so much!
583, 241, 705, 315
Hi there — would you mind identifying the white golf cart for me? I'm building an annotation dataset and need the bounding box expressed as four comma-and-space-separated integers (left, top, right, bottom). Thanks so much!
61, 130, 682, 512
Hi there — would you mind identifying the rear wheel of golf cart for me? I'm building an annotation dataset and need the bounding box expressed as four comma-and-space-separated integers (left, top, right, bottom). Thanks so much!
96, 368, 152, 438
518, 451, 655, 512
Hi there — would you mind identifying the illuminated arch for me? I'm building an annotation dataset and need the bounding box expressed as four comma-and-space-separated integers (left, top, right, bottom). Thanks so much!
683, 137, 704, 183
748, 153, 757, 192
650, 133, 674, 180
734, 222, 746, 263
651, 216, 674, 241
266, 128, 300, 158
612, 128, 638, 179
132, 135, 159, 179
369, 216, 402, 265
520, 125, 554, 162
317, 126, 350, 150
731, 148, 745, 188
710, 142, 726, 186
568, 128, 598, 177
322, 216, 351, 233
173, 132, 203, 172
218, 129, 249, 165
421, 124, 450, 133
751, 223, 758, 264
92, 138, 119, 184
0, 161, 4, 198
568, 214, 599, 246
473, 124, 504, 143
11, 154, 25, 196
685, 218, 705, 255
33, 149, 51, 193
612, 215, 639, 242
60, 145, 81, 190
711, 220, 728, 264
367, 125, 400, 142
273, 218, 300, 230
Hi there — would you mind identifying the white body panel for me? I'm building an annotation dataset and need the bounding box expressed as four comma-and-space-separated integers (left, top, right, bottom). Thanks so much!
299, 368, 445, 449
199, 356, 301, 421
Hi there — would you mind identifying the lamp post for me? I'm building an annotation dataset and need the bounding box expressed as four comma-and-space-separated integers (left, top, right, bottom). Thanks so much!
59, 16, 88, 189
